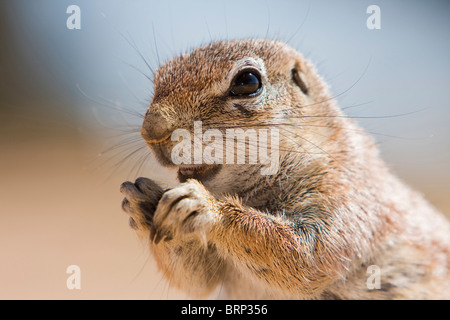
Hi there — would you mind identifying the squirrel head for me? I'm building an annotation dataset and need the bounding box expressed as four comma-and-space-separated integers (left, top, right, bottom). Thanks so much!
141, 39, 344, 194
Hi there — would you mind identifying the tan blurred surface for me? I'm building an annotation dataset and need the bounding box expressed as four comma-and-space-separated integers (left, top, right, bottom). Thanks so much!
0, 133, 190, 300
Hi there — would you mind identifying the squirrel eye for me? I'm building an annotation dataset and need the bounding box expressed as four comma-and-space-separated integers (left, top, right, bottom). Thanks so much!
229, 70, 262, 97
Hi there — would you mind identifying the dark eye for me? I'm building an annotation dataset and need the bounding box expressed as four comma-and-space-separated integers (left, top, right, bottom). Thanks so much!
229, 69, 262, 97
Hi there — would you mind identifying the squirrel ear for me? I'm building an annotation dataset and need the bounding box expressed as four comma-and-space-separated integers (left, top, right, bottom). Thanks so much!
292, 68, 308, 95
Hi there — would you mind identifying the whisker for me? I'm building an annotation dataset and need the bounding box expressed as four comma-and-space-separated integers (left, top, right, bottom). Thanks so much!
285, 0, 311, 45
204, 17, 213, 43
117, 57, 154, 84
99, 135, 143, 156
121, 31, 156, 77
112, 144, 148, 169
206, 120, 420, 142
289, 107, 428, 120
152, 22, 161, 67
277, 126, 342, 165
340, 100, 374, 112
264, 0, 271, 40
131, 148, 152, 177
100, 145, 148, 183
77, 83, 145, 119
129, 248, 152, 285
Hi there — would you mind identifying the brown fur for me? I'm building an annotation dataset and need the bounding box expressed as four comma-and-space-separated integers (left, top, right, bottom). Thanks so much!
121, 39, 450, 299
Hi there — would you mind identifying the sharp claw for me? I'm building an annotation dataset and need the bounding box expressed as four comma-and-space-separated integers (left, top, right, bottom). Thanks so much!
150, 225, 156, 242
154, 232, 163, 244
154, 228, 170, 245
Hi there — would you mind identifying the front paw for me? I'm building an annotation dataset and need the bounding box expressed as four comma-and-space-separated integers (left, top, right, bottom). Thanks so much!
120, 177, 164, 232
152, 179, 219, 244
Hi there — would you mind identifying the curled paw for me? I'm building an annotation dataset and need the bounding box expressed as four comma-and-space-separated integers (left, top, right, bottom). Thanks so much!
151, 179, 219, 244
120, 177, 164, 231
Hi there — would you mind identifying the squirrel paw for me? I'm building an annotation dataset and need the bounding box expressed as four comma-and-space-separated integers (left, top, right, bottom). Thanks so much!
120, 177, 164, 231
151, 179, 219, 244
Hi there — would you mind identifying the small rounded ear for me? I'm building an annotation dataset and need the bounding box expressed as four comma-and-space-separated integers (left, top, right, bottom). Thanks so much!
292, 68, 308, 95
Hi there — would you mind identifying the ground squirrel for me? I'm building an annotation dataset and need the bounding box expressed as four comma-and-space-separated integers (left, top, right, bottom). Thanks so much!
120, 39, 450, 299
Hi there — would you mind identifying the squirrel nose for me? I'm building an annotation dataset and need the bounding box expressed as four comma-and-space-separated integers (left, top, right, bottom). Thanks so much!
141, 109, 173, 144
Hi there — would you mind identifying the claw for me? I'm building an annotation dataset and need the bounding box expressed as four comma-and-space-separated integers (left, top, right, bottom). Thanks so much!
121, 198, 133, 214
150, 224, 156, 242
154, 228, 170, 245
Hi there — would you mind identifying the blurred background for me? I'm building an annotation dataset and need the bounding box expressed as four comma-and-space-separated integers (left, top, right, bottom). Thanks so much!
0, 0, 449, 299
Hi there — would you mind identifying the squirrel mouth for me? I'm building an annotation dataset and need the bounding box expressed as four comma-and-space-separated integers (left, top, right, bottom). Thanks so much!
177, 164, 221, 182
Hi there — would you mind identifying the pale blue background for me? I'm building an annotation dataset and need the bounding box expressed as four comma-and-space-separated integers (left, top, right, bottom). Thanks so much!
4, 0, 450, 186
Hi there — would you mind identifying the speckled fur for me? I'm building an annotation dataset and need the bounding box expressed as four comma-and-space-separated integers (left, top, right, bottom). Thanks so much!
121, 39, 450, 299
